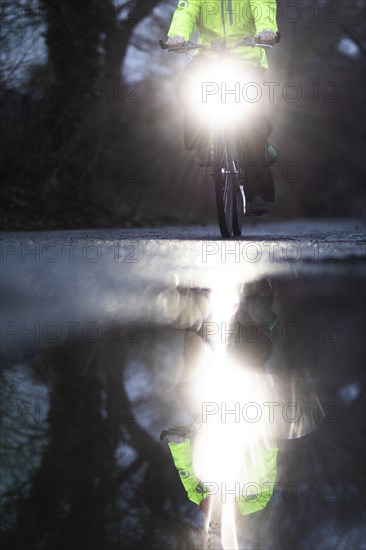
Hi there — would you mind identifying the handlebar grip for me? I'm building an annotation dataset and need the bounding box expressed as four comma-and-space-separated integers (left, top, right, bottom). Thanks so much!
159, 39, 169, 50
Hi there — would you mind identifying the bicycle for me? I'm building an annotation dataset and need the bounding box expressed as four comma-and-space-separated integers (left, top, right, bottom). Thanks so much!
159, 36, 277, 238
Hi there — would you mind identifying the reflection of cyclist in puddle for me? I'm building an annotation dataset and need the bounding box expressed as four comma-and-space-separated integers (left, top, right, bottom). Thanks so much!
161, 279, 279, 547
161, 279, 324, 548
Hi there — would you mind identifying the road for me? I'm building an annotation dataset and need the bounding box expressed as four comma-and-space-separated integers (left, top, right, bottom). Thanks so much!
1, 218, 365, 356
1, 219, 365, 549
2, 218, 365, 242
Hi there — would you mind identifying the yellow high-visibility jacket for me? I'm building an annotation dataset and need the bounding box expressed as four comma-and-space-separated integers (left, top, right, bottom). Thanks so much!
167, 0, 278, 69
168, 438, 278, 515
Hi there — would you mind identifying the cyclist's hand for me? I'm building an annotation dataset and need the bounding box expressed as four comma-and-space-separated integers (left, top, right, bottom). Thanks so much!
255, 30, 277, 45
167, 35, 185, 48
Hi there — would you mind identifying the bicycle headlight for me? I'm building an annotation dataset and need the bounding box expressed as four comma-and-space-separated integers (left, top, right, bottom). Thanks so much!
187, 61, 262, 127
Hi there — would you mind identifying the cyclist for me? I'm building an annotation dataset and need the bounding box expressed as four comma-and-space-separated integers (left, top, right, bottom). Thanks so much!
166, 0, 280, 214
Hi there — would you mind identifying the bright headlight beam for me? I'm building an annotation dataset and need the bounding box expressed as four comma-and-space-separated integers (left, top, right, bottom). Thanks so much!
186, 62, 261, 126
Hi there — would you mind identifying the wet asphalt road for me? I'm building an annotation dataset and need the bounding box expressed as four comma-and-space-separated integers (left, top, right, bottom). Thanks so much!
1, 222, 365, 550
1, 220, 365, 282
1, 219, 365, 357
2, 219, 365, 244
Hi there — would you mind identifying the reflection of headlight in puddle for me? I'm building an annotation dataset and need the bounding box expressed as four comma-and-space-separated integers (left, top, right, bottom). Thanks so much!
192, 359, 268, 484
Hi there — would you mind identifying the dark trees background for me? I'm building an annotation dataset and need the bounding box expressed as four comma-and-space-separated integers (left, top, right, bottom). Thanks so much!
1, 0, 163, 229
0, 0, 365, 229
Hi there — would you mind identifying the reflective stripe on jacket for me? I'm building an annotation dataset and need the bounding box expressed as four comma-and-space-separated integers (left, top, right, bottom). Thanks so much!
167, 0, 278, 69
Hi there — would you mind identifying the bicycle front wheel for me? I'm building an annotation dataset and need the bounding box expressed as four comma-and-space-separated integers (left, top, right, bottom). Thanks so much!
232, 184, 244, 236
213, 134, 236, 238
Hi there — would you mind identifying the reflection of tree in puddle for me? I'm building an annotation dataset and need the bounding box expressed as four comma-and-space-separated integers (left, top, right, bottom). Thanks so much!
1, 276, 365, 549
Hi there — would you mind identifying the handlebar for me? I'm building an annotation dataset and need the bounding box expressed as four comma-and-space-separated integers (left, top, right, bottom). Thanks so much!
159, 34, 280, 53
